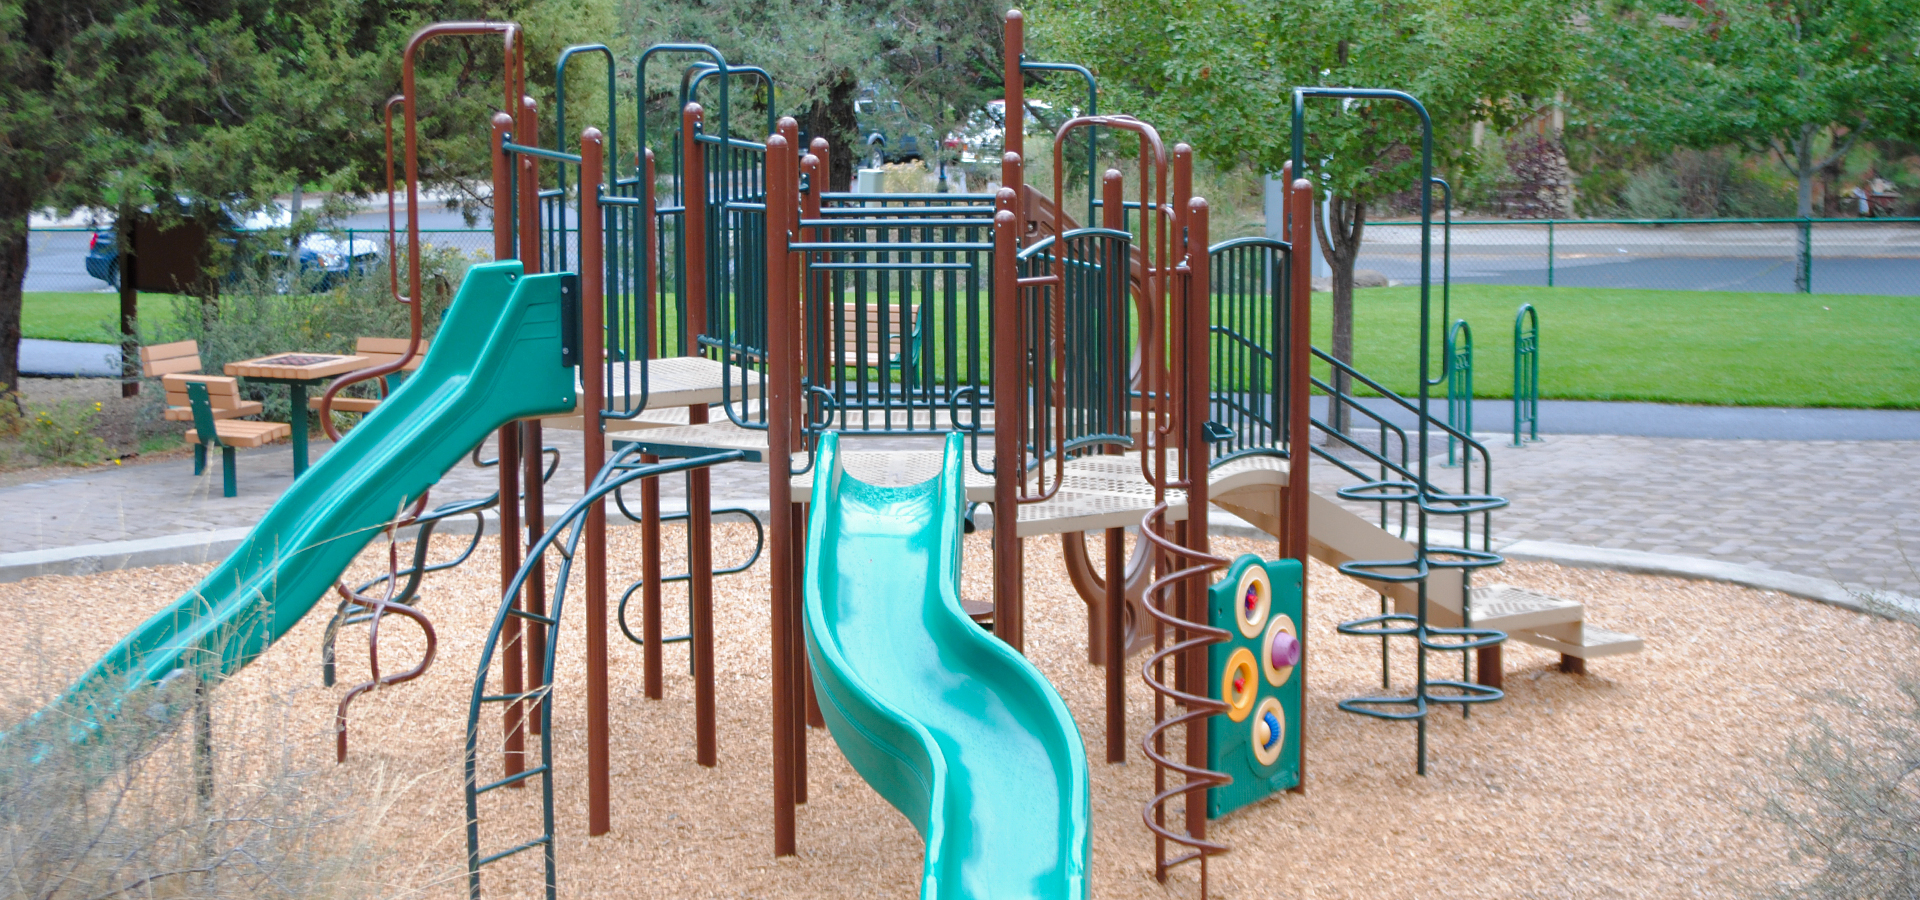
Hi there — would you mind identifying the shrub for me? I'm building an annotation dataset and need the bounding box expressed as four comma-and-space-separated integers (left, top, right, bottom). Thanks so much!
143, 246, 470, 424
0, 618, 396, 899
1759, 592, 1920, 898
23, 399, 109, 467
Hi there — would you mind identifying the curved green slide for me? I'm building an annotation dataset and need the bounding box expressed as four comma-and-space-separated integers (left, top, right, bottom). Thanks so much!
4, 261, 577, 761
804, 432, 1091, 899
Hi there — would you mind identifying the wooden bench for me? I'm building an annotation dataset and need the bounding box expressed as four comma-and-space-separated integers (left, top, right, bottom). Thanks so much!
142, 340, 264, 422
833, 302, 918, 369
309, 337, 430, 413
181, 381, 290, 497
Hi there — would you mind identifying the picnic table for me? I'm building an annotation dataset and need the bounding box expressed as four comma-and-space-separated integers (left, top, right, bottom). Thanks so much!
224, 352, 368, 477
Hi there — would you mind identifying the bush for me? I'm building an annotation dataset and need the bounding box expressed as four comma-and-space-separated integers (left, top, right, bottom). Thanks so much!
1758, 592, 1920, 898
144, 246, 470, 424
23, 399, 109, 467
0, 624, 395, 900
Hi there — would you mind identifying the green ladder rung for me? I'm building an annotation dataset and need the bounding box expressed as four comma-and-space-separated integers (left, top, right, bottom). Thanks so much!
476, 764, 551, 796
475, 834, 552, 867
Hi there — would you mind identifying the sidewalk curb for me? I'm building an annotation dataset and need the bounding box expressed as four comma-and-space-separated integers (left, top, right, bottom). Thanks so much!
5, 503, 1915, 624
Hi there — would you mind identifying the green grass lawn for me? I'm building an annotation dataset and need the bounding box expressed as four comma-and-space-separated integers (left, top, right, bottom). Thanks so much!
1315, 284, 1920, 409
22, 291, 185, 343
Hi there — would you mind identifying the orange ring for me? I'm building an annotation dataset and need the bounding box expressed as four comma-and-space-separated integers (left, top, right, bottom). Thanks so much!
1235, 565, 1271, 639
1263, 614, 1299, 687
1222, 648, 1258, 722
1252, 697, 1285, 766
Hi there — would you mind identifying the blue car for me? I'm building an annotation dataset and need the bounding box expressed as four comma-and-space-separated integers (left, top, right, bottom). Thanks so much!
85, 206, 382, 292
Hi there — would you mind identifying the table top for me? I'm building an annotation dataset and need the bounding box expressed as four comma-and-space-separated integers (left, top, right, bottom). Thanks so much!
225, 353, 369, 381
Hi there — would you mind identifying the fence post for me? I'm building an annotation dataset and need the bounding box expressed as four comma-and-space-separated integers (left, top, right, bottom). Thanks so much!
1546, 219, 1555, 287
1445, 319, 1471, 466
1513, 304, 1539, 446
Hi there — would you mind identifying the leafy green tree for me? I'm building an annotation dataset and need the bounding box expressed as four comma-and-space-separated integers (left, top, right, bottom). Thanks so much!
621, 0, 1003, 191
0, 0, 616, 402
1577, 0, 1920, 220
1031, 0, 1570, 418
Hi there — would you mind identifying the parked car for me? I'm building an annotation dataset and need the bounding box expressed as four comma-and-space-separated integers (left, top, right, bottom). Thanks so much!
945, 99, 1057, 164
855, 90, 930, 168
84, 203, 381, 292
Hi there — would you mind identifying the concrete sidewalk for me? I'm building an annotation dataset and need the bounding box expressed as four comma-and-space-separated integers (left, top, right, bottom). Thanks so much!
2, 423, 1915, 603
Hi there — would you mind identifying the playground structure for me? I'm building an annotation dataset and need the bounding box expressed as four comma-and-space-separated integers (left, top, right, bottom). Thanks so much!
0, 10, 1648, 900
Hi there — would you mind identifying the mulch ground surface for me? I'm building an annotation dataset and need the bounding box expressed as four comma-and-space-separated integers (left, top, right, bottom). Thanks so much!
3, 524, 1911, 898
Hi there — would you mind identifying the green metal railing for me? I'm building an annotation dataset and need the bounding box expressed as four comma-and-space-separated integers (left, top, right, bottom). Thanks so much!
1513, 304, 1539, 445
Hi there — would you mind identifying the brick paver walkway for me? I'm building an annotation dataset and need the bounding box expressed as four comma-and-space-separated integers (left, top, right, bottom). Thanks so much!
3, 426, 1915, 597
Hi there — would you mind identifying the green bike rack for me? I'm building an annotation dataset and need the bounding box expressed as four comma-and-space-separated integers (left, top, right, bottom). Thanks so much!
1513, 304, 1539, 445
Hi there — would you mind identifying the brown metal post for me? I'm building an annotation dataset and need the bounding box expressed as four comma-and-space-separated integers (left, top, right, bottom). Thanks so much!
765, 128, 798, 857
1182, 196, 1212, 844
991, 185, 1024, 654
640, 149, 666, 701
679, 107, 722, 769
1286, 173, 1313, 793
1004, 10, 1024, 166
683, 105, 709, 344
779, 116, 807, 808
581, 129, 612, 837
1104, 526, 1125, 763
1169, 145, 1193, 704
490, 110, 526, 787
516, 96, 550, 742
802, 140, 828, 734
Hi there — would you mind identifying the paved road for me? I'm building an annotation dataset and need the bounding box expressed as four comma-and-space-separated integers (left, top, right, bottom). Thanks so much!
20, 339, 120, 378
22, 208, 485, 293
28, 219, 1920, 295
1349, 221, 1920, 295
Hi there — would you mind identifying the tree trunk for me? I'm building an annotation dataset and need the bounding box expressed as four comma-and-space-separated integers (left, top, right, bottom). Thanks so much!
0, 175, 28, 409
1314, 194, 1366, 435
1793, 125, 1813, 291
804, 70, 860, 193
1793, 124, 1816, 219
119, 212, 139, 396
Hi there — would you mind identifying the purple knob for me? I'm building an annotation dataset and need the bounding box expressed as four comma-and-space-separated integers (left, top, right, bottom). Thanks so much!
1269, 631, 1300, 668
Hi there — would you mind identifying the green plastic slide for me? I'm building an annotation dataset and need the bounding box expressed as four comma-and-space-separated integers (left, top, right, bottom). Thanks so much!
803, 432, 1091, 899
6, 261, 576, 759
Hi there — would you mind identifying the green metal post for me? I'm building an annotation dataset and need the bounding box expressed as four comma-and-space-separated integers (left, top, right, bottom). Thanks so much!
1546, 220, 1554, 288
1513, 304, 1538, 445
1445, 319, 1471, 467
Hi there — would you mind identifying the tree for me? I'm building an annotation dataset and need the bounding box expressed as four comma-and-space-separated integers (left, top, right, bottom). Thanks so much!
621, 0, 1003, 191
1577, 0, 1920, 221
1030, 0, 1571, 425
0, 0, 618, 403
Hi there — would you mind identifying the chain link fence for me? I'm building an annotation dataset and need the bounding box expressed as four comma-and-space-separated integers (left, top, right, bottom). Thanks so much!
1350, 218, 1920, 296
29, 218, 1920, 297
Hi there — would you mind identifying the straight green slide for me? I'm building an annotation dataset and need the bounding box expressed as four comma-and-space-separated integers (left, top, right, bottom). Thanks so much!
803, 432, 1091, 899
4, 261, 577, 762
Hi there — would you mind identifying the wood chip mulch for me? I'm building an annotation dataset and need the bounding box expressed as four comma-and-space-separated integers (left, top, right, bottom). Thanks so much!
3, 524, 1912, 899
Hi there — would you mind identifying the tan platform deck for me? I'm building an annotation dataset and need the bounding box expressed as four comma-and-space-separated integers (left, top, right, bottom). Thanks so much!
545, 357, 764, 429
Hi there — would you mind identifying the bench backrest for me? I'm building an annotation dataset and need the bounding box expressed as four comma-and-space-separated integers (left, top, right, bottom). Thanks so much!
836, 302, 910, 367
355, 337, 429, 372
140, 340, 202, 377
162, 374, 247, 410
